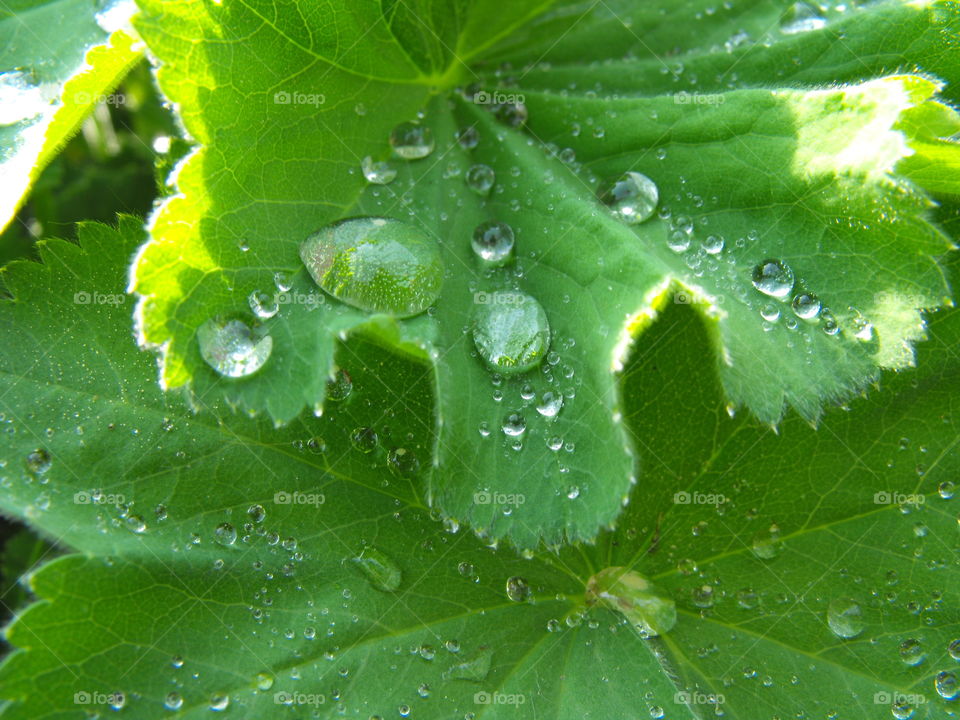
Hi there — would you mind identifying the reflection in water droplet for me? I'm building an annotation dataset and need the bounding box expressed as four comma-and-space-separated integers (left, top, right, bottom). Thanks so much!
826, 597, 864, 639
899, 638, 925, 666
300, 217, 443, 318
471, 221, 514, 266
751, 259, 795, 298
792, 292, 821, 319
599, 172, 659, 225
472, 292, 550, 374
536, 391, 563, 418
197, 318, 273, 378
389, 122, 434, 159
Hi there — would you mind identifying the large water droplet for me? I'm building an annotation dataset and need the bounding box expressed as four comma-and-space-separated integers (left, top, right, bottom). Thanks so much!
352, 547, 401, 591
215, 522, 237, 546
826, 597, 864, 639
536, 391, 563, 418
599, 172, 658, 225
389, 122, 434, 159
472, 292, 550, 374
361, 155, 397, 184
751, 259, 795, 298
586, 567, 676, 638
501, 413, 526, 437
506, 576, 530, 602
466, 164, 496, 196
300, 217, 443, 318
471, 221, 514, 266
936, 671, 959, 700
197, 318, 273, 378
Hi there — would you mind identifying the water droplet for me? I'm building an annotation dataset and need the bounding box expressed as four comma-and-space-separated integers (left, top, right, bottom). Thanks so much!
760, 304, 781, 322
215, 523, 237, 546
598, 172, 658, 224
821, 307, 839, 335
791, 292, 821, 319
255, 672, 274, 691
361, 155, 397, 184
164, 692, 183, 710
457, 126, 479, 149
300, 217, 443, 318
899, 638, 926, 666
891, 701, 915, 720
948, 637, 960, 660
826, 597, 864, 639
326, 368, 353, 401
780, 2, 826, 34
209, 693, 229, 712
125, 515, 146, 534
352, 547, 401, 591
247, 504, 266, 523
536, 391, 563, 418
938, 481, 955, 499
702, 234, 724, 254
471, 221, 514, 266
493, 101, 528, 127
751, 259, 795, 298
389, 121, 434, 159
472, 293, 550, 374
350, 426, 378, 453
171, 655, 184, 668
25, 449, 51, 474
501, 413, 526, 437
387, 447, 420, 477
751, 525, 783, 559
443, 647, 493, 681
585, 567, 676, 637
936, 671, 959, 700
667, 231, 691, 253
465, 164, 496, 196
248, 290, 279, 319
197, 318, 273, 378
506, 576, 530, 602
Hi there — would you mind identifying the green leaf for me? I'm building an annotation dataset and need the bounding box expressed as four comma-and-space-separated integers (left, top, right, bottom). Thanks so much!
128, 0, 959, 547
0, 220, 957, 718
0, 0, 143, 232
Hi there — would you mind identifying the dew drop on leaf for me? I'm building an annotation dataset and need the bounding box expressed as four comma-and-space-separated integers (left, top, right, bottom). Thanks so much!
164, 692, 183, 710
936, 671, 959, 700
471, 220, 514, 266
209, 693, 229, 712
505, 576, 530, 602
325, 368, 353, 401
752, 259, 795, 299
826, 597, 864, 639
598, 172, 659, 225
255, 672, 274, 691
247, 504, 266, 523
457, 125, 479, 149
387, 447, 420, 477
361, 155, 397, 184
899, 638, 925, 666
465, 164, 496, 196
472, 292, 550, 373
350, 426, 378, 453
389, 121, 434, 159
352, 546, 401, 591
25, 448, 51, 474
214, 522, 237, 546
443, 646, 493, 681
792, 292, 821, 319
536, 391, 563, 418
586, 567, 677, 637
300, 217, 443, 318
501, 413, 526, 437
197, 318, 273, 378
948, 638, 960, 660
248, 290, 279, 319
492, 100, 528, 127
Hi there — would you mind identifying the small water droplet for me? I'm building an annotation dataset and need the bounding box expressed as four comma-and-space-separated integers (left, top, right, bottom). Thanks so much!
501, 413, 526, 437
215, 523, 237, 546
248, 290, 279, 319
387, 447, 420, 477
390, 121, 434, 159
457, 126, 479, 149
791, 292, 821, 319
350, 426, 378, 453
361, 155, 397, 184
752, 259, 795, 298
465, 164, 496, 196
471, 221, 514, 266
209, 693, 229, 712
599, 172, 658, 224
936, 671, 959, 700
506, 576, 530, 602
899, 638, 926, 666
536, 391, 563, 418
25, 449, 51, 474
326, 368, 353, 401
